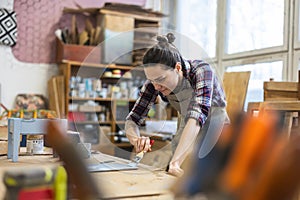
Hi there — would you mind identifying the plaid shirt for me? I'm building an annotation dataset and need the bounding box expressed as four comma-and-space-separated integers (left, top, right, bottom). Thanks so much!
126, 60, 227, 127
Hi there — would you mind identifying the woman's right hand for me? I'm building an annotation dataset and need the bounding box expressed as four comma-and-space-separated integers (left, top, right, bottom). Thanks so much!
135, 136, 152, 153
125, 120, 152, 153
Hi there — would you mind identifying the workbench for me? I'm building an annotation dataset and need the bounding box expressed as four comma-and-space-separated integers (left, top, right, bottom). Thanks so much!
0, 151, 177, 199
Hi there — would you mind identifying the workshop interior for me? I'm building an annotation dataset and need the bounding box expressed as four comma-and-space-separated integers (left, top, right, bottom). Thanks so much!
1, 0, 300, 199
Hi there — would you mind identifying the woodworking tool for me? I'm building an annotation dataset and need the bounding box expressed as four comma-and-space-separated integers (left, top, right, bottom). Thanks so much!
128, 139, 154, 167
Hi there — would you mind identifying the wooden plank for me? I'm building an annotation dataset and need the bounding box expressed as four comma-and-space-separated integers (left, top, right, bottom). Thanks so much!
56, 76, 65, 118
223, 71, 251, 121
264, 81, 298, 92
0, 153, 176, 200
264, 81, 298, 101
258, 101, 300, 137
48, 77, 60, 118
100, 9, 162, 22
259, 101, 300, 112
247, 102, 261, 116
87, 153, 176, 199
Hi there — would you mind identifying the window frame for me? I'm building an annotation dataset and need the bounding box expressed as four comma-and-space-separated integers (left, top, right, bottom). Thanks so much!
172, 0, 297, 109
220, 0, 290, 60
222, 54, 288, 79
294, 0, 300, 49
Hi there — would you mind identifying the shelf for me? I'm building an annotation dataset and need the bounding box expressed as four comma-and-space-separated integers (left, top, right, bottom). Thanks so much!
100, 9, 162, 22
116, 99, 137, 102
70, 97, 113, 101
73, 121, 112, 125
134, 39, 156, 46
134, 28, 159, 34
69, 97, 137, 102
63, 60, 135, 70
101, 76, 132, 80
71, 110, 102, 113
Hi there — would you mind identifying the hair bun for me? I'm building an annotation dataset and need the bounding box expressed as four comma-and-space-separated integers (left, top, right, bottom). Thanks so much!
166, 33, 175, 43
157, 35, 168, 47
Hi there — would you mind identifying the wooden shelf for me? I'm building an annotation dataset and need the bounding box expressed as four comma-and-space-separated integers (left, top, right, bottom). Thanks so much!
70, 97, 137, 102
62, 60, 135, 70
56, 9, 162, 151
134, 28, 159, 34
73, 121, 112, 125
134, 39, 156, 45
100, 9, 162, 22
70, 97, 113, 101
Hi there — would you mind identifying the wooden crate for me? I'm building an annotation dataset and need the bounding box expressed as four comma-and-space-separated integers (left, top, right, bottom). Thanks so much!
56, 38, 101, 63
264, 81, 298, 101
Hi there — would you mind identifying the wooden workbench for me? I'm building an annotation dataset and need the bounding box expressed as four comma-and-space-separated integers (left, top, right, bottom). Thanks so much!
0, 151, 177, 199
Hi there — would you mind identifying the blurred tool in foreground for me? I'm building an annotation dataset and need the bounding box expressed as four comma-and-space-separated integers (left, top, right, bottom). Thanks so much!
3, 166, 67, 200
173, 111, 300, 200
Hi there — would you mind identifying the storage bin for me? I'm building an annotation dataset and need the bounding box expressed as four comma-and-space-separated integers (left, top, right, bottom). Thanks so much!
56, 38, 101, 63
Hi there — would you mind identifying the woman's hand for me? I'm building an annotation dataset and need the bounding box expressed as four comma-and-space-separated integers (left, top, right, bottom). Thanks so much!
135, 136, 152, 153
168, 160, 184, 177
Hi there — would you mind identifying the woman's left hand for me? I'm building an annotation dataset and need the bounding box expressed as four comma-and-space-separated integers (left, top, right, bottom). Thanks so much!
168, 161, 184, 177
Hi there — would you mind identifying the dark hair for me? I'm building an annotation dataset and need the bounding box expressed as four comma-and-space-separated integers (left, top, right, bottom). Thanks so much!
142, 33, 186, 72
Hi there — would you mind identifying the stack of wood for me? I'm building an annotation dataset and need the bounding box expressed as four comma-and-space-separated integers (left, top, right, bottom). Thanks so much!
48, 75, 65, 118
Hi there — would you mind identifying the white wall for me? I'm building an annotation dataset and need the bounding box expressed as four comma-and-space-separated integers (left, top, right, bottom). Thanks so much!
0, 0, 58, 111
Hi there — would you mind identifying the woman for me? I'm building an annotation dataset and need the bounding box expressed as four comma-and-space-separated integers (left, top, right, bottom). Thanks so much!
125, 33, 229, 176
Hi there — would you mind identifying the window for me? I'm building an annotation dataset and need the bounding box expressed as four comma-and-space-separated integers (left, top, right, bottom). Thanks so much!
225, 60, 283, 110
174, 0, 295, 111
226, 0, 285, 54
176, 0, 217, 58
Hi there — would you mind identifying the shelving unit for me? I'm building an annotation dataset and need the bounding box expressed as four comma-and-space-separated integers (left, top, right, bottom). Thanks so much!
58, 61, 142, 146
55, 5, 165, 156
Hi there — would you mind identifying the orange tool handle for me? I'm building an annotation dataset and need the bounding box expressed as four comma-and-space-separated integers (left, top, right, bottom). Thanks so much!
150, 139, 154, 146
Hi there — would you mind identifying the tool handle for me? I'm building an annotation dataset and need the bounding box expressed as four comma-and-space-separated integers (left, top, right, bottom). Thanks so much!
150, 139, 155, 146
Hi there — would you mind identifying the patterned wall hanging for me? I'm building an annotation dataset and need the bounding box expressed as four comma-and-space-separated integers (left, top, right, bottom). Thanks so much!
0, 8, 17, 47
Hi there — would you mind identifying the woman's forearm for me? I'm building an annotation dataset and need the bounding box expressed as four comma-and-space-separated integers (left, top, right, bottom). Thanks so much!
170, 118, 200, 166
125, 120, 140, 146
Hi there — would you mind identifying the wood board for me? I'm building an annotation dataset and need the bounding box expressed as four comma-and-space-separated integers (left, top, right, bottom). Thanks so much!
0, 153, 176, 199
47, 76, 66, 118
223, 71, 251, 122
264, 81, 298, 101
48, 76, 60, 118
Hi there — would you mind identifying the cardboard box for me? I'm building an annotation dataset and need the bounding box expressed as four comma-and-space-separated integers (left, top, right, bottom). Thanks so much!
99, 14, 134, 65
56, 38, 101, 63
